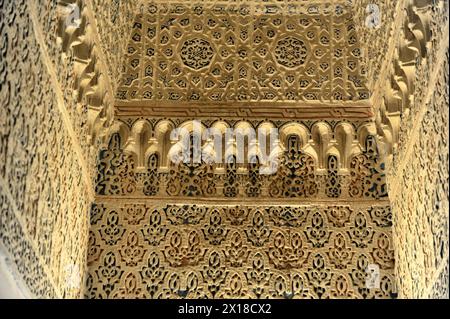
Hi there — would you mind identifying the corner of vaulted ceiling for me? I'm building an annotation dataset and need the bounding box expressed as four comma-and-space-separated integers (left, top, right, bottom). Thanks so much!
113, 0, 148, 88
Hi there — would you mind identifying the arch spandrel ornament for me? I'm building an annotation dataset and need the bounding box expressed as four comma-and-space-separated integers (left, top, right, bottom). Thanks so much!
94, 118, 388, 201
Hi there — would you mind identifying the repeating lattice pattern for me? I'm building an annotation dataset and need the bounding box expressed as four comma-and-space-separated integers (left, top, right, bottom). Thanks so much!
391, 53, 449, 298
86, 202, 395, 299
1, 0, 93, 298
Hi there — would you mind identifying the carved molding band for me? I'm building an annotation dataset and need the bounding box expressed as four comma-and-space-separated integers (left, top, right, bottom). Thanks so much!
94, 119, 387, 200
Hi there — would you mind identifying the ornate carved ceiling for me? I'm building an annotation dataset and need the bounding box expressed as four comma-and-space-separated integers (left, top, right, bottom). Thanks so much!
115, 0, 372, 119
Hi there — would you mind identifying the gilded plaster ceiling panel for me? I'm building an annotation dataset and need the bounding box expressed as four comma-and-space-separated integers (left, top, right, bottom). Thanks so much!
115, 1, 372, 119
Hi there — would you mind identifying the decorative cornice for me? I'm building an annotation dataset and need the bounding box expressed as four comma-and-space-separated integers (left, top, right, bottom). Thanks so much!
115, 101, 374, 120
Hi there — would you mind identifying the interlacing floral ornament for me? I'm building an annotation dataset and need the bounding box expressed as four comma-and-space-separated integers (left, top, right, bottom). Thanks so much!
269, 136, 318, 198
349, 136, 387, 199
166, 159, 216, 196
326, 155, 342, 198
96, 134, 137, 196
86, 203, 395, 299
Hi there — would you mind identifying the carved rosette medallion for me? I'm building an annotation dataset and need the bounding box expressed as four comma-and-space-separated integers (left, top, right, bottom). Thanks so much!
274, 36, 308, 68
180, 38, 215, 70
